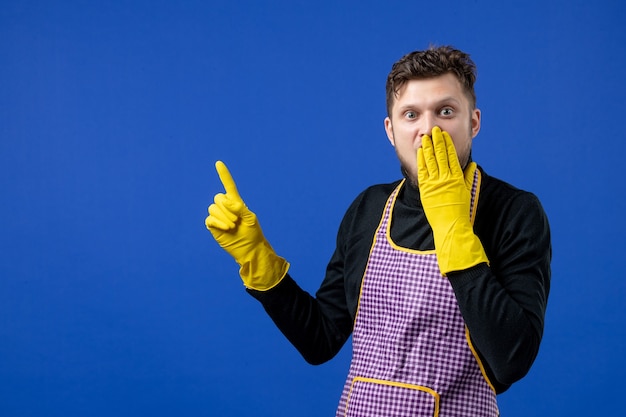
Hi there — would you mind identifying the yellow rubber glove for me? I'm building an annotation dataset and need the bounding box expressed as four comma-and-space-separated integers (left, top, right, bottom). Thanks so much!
205, 161, 289, 291
417, 127, 489, 276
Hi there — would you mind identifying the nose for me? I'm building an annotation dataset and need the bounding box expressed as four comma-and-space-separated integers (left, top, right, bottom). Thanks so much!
418, 113, 438, 138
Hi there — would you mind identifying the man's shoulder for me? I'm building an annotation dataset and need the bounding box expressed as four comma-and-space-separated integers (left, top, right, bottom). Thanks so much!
478, 166, 546, 216
480, 167, 538, 199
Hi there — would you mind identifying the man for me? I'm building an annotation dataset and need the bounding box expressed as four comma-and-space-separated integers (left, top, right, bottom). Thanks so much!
206, 45, 551, 416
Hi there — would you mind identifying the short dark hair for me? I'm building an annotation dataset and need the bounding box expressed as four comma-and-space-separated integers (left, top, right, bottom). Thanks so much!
386, 45, 477, 116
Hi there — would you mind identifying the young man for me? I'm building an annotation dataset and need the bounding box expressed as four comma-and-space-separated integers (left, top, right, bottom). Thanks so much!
206, 45, 551, 416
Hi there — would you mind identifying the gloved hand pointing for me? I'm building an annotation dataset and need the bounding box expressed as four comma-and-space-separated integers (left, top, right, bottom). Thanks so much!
206, 161, 289, 291
417, 127, 489, 275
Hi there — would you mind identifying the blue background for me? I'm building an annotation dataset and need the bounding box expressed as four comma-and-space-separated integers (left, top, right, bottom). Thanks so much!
1, 1, 625, 415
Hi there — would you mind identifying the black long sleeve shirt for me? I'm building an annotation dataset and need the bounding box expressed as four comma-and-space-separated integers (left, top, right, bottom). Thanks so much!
249, 166, 551, 393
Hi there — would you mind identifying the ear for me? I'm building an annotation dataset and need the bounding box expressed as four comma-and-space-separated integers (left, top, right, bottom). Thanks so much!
384, 117, 395, 146
471, 108, 481, 138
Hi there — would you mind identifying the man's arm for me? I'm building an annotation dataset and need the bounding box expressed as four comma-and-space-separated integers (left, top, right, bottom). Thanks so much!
449, 190, 551, 392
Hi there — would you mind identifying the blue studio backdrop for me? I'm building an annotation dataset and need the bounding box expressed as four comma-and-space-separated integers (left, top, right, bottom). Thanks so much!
1, 1, 625, 416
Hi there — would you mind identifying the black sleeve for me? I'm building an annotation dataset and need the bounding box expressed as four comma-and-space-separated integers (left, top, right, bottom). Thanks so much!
447, 190, 551, 393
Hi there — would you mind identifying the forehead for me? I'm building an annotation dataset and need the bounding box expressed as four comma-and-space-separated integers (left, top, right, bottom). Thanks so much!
393, 73, 467, 109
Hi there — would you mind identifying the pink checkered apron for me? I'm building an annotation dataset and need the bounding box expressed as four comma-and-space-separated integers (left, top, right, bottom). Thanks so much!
336, 172, 498, 417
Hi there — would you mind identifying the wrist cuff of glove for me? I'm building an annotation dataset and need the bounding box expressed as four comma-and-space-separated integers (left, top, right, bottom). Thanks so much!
239, 248, 290, 291
436, 230, 489, 276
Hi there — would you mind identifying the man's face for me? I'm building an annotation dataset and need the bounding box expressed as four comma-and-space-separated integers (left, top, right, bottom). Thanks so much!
384, 73, 481, 187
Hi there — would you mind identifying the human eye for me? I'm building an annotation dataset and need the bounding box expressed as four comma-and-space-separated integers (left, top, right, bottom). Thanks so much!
439, 107, 454, 117
405, 111, 417, 120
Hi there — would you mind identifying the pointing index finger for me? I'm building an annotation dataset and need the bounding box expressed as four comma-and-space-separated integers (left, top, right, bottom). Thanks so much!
215, 161, 241, 199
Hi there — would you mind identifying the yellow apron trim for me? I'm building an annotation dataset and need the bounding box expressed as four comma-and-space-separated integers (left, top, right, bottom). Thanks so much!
345, 376, 440, 417
461, 169, 497, 403
470, 168, 482, 224
465, 326, 497, 394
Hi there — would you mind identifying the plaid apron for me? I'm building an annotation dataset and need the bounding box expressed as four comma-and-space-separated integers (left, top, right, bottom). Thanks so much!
336, 172, 498, 417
